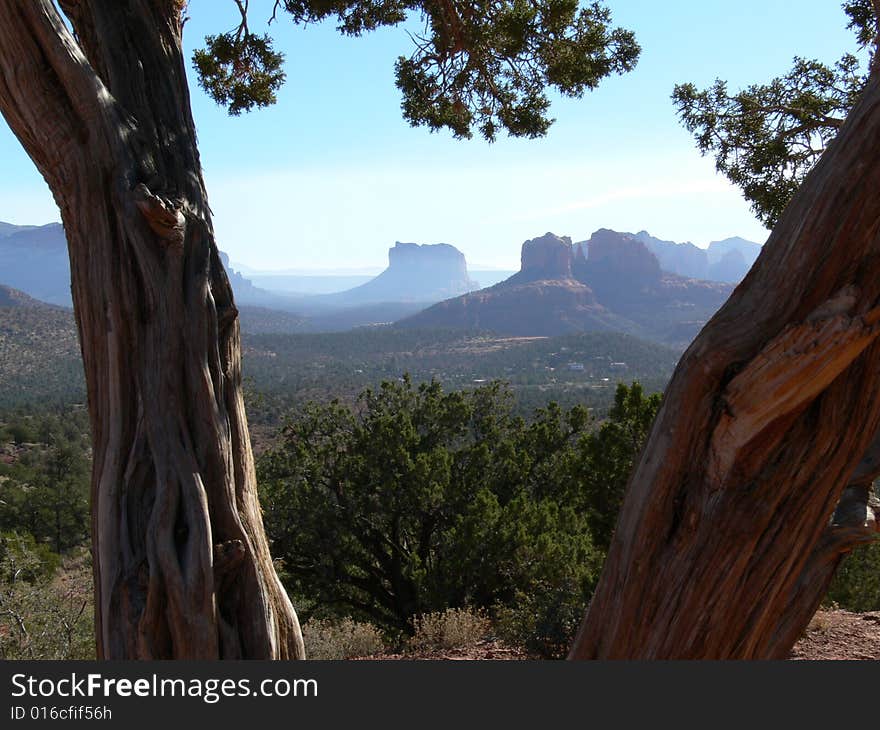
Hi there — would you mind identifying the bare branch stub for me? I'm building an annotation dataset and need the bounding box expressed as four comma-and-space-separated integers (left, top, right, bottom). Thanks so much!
133, 183, 186, 249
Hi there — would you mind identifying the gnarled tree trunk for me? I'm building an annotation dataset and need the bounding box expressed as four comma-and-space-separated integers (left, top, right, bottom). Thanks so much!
570, 66, 880, 659
0, 0, 304, 659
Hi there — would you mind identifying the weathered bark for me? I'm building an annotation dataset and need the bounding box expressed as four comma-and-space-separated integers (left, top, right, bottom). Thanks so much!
762, 481, 878, 658
0, 0, 304, 658
570, 66, 880, 659
755, 423, 880, 656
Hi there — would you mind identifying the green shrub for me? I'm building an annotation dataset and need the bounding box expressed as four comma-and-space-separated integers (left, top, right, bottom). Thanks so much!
494, 576, 591, 659
0, 531, 61, 582
0, 412, 91, 554
0, 541, 94, 660
259, 378, 656, 654
826, 540, 880, 612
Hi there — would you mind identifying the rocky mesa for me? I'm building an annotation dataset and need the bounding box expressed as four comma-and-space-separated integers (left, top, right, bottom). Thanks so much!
400, 230, 734, 347
399, 233, 632, 337
316, 241, 477, 306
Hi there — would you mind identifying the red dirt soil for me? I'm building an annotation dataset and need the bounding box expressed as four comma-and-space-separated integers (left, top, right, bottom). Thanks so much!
789, 609, 880, 660
361, 609, 880, 660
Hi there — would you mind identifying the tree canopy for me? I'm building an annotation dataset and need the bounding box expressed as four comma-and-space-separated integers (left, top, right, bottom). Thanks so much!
193, 0, 640, 140
0, 0, 646, 660
672, 0, 877, 227
257, 377, 659, 656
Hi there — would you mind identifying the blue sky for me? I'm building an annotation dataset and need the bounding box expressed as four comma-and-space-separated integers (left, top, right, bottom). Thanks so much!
0, 1, 862, 271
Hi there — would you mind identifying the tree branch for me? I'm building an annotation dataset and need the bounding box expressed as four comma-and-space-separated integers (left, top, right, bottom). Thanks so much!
0, 0, 118, 186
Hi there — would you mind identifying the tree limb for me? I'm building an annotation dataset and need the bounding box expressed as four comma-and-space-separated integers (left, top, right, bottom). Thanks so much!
0, 0, 118, 186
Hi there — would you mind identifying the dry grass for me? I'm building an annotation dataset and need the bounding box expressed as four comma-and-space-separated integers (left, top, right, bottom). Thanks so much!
302, 618, 386, 660
408, 608, 492, 653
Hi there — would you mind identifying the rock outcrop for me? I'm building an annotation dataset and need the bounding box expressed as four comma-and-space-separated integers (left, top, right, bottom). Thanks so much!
583, 229, 662, 285
519, 233, 574, 281
401, 229, 735, 348
399, 278, 625, 337
707, 237, 762, 283
634, 230, 763, 284
389, 242, 469, 279
317, 242, 477, 305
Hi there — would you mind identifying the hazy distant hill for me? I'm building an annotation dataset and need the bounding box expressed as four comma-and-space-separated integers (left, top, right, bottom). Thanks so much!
0, 220, 307, 316
401, 230, 733, 347
301, 301, 429, 332
0, 222, 72, 306
0, 222, 473, 333
236, 306, 308, 334
312, 242, 477, 306
634, 230, 762, 284
706, 236, 763, 283
0, 222, 39, 237
0, 288, 84, 408
0, 220, 749, 339
216, 252, 310, 313
0, 283, 53, 308
248, 273, 374, 295
259, 241, 482, 331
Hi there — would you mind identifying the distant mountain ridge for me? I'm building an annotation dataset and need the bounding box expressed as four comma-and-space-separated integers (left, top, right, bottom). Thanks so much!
0, 286, 85, 408
312, 242, 477, 306
216, 251, 306, 312
0, 220, 757, 339
0, 222, 72, 306
632, 231, 762, 283
0, 222, 481, 332
0, 222, 39, 237
401, 230, 734, 347
398, 233, 633, 337
0, 283, 55, 308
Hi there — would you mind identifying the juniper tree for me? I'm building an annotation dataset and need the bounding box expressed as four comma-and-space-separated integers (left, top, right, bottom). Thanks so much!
672, 0, 876, 227
0, 0, 638, 659
570, 0, 880, 659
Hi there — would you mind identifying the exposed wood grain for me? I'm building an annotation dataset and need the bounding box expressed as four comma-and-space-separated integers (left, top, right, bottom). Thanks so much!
570, 63, 880, 659
0, 0, 304, 659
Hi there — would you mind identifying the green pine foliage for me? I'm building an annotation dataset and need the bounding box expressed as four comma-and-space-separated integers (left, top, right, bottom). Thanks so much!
577, 381, 661, 551
193, 0, 639, 140
826, 482, 880, 613
193, 32, 285, 115
672, 1, 876, 227
0, 533, 94, 660
393, 0, 640, 140
0, 412, 96, 660
826, 541, 880, 612
0, 411, 91, 555
258, 376, 660, 656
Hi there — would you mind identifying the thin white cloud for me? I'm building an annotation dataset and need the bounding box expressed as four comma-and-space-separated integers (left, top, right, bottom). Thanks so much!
507, 178, 733, 223
204, 158, 767, 271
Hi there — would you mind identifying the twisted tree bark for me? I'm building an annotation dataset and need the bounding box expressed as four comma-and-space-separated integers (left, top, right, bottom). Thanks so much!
0, 0, 304, 659
570, 65, 880, 659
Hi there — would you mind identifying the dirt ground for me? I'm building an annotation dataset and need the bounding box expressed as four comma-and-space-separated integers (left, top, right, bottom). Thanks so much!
362, 609, 880, 660
360, 642, 530, 661
789, 608, 880, 660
